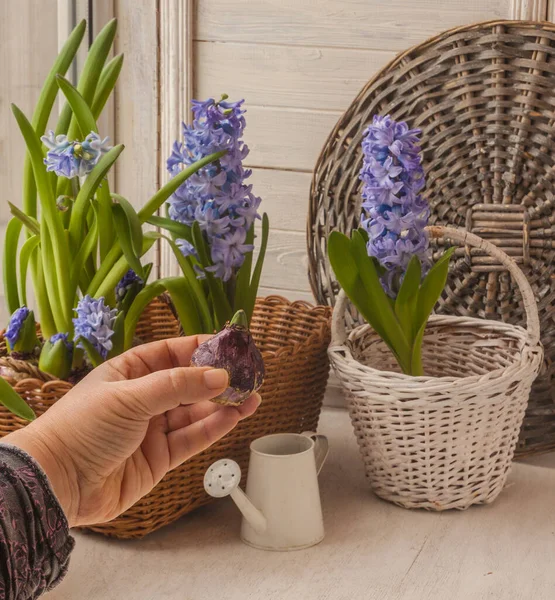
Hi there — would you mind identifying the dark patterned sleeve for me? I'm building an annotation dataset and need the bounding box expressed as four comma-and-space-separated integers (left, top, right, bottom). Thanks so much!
0, 444, 74, 600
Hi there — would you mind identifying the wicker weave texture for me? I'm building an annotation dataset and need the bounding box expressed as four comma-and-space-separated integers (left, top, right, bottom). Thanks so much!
329, 227, 543, 510
309, 20, 555, 456
0, 296, 331, 538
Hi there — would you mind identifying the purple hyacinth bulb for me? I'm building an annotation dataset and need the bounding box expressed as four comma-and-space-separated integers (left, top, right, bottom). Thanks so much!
73, 295, 118, 359
5, 307, 30, 349
359, 115, 430, 296
166, 96, 261, 282
190, 310, 264, 406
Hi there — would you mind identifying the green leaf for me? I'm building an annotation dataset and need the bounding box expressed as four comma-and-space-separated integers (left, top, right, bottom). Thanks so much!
146, 216, 192, 242
57, 19, 118, 138
410, 324, 426, 377
394, 255, 421, 343
162, 277, 203, 336
76, 337, 104, 368
94, 233, 157, 300
56, 75, 98, 137
71, 207, 99, 291
244, 213, 269, 323
92, 54, 124, 119
124, 281, 166, 349
350, 230, 411, 372
0, 377, 36, 421
413, 247, 455, 339
18, 236, 40, 307
8, 202, 40, 236
11, 105, 71, 328
192, 222, 232, 328
161, 234, 214, 333
68, 144, 124, 250
3, 219, 22, 313
24, 19, 86, 218
107, 311, 125, 359
112, 202, 144, 279
234, 223, 255, 315
111, 194, 143, 255
138, 151, 227, 222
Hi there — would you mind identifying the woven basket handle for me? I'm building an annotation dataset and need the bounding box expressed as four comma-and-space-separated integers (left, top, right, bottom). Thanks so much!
330, 225, 541, 347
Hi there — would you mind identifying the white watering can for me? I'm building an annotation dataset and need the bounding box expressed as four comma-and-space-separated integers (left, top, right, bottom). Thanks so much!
204, 432, 329, 551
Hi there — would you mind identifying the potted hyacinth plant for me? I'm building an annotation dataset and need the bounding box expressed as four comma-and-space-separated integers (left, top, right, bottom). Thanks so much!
328, 115, 453, 375
124, 95, 269, 341
0, 20, 230, 420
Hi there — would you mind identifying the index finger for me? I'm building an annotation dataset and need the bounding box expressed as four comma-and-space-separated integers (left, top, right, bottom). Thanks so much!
95, 334, 214, 381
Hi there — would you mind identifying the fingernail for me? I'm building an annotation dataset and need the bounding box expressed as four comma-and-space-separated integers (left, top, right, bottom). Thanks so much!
203, 368, 228, 389
254, 393, 262, 406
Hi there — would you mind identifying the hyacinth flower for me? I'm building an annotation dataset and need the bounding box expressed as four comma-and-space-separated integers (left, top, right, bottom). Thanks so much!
5, 307, 39, 354
2, 19, 229, 420
38, 333, 73, 380
141, 95, 270, 333
328, 115, 454, 376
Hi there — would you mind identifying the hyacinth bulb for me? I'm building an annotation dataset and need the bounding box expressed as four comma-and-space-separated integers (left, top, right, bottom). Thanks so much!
191, 310, 264, 406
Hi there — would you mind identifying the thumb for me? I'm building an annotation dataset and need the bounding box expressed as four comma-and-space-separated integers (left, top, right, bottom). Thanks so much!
113, 367, 229, 418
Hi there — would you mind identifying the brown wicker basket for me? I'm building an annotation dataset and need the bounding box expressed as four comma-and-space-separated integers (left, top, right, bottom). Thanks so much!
0, 296, 331, 538
308, 20, 555, 457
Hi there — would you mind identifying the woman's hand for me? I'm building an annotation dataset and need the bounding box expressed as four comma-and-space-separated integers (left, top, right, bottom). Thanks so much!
4, 335, 260, 528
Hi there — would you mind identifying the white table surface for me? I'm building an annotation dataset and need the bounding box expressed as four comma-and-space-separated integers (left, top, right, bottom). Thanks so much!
47, 408, 555, 600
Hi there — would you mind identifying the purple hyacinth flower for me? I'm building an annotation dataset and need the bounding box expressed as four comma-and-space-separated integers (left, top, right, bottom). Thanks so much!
73, 295, 118, 359
115, 269, 144, 301
359, 114, 430, 296
5, 307, 31, 349
42, 131, 112, 179
166, 96, 260, 282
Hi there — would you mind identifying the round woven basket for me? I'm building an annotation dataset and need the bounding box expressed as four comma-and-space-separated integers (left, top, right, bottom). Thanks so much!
329, 227, 543, 511
308, 20, 555, 456
0, 295, 331, 538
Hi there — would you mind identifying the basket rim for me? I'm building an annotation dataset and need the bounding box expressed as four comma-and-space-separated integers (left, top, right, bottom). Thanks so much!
329, 313, 542, 392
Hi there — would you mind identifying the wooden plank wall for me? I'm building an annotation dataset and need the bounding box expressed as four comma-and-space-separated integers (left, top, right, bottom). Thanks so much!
194, 0, 512, 303
0, 0, 59, 324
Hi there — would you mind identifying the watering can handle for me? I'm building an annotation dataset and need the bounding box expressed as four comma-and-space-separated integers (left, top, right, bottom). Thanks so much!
302, 431, 329, 475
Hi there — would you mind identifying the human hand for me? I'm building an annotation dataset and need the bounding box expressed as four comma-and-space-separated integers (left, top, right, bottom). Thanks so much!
4, 335, 260, 528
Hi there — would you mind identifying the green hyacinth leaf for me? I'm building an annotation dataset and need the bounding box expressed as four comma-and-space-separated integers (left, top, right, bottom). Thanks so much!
112, 203, 144, 279
162, 277, 203, 336
76, 337, 104, 368
3, 218, 22, 313
245, 212, 269, 324
8, 202, 40, 236
18, 236, 40, 307
413, 247, 455, 340
92, 54, 124, 119
146, 216, 193, 242
0, 377, 36, 421
394, 255, 421, 344
233, 222, 254, 318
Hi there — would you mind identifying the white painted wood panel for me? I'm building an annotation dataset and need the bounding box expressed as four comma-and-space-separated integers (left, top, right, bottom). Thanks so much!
113, 0, 159, 208
244, 107, 339, 172
0, 0, 59, 223
196, 0, 512, 51
195, 41, 395, 111
0, 0, 59, 320
250, 169, 311, 232
254, 229, 311, 294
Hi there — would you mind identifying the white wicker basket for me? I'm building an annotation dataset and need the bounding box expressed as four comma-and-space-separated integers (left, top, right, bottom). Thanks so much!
329, 226, 543, 511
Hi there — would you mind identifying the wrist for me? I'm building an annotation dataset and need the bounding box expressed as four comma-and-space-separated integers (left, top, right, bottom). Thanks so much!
4, 426, 80, 527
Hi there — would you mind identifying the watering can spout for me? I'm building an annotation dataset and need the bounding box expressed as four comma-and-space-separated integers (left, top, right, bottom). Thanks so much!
204, 459, 267, 534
